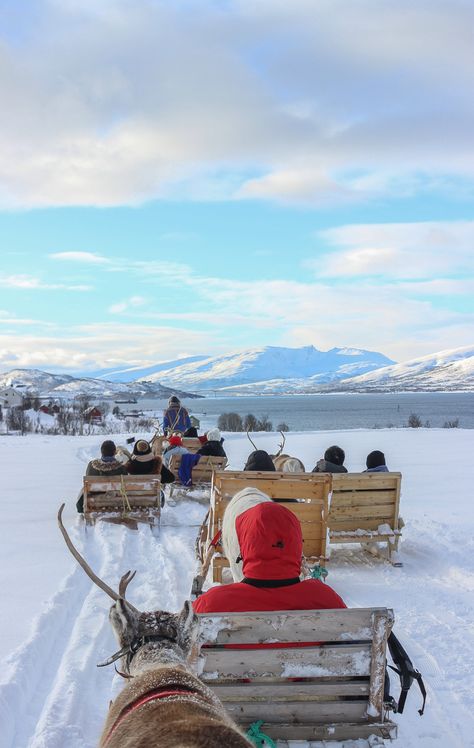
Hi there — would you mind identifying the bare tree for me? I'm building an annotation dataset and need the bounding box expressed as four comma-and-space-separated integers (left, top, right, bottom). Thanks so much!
217, 412, 243, 431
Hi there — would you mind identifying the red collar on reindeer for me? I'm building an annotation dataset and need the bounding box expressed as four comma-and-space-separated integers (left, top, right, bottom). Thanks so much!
103, 685, 202, 745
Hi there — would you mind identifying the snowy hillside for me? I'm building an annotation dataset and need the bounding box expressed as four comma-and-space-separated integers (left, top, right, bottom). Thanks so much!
0, 368, 200, 400
0, 429, 473, 747
330, 345, 474, 392
131, 345, 395, 391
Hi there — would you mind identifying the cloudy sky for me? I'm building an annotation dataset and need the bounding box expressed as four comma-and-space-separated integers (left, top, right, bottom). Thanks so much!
0, 0, 473, 373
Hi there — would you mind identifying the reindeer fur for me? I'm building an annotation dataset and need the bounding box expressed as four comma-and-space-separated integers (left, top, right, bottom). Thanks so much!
221, 487, 272, 582
272, 454, 305, 473
99, 599, 251, 747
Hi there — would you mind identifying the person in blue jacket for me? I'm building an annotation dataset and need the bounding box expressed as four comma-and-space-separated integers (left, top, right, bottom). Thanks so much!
365, 450, 389, 472
162, 396, 191, 434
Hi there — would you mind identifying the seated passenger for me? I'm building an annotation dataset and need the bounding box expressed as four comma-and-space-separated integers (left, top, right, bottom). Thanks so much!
126, 439, 176, 484
77, 440, 127, 512
86, 440, 128, 477
365, 450, 389, 473
162, 435, 189, 467
222, 487, 273, 581
163, 396, 191, 434
193, 501, 346, 613
243, 449, 276, 471
197, 428, 227, 458
312, 445, 347, 474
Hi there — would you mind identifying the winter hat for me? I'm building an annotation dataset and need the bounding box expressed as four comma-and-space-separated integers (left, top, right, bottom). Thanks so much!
131, 439, 154, 462
244, 450, 276, 472
101, 440, 116, 457
236, 502, 303, 580
206, 428, 221, 442
324, 445, 345, 466
169, 435, 183, 447
133, 439, 152, 455
222, 487, 273, 582
366, 450, 386, 470
169, 396, 180, 406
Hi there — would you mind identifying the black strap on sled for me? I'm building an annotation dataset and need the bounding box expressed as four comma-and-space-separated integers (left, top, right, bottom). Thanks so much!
387, 632, 426, 716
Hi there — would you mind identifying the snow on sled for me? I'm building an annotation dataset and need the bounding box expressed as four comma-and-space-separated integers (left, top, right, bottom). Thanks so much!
192, 607, 398, 745
329, 473, 404, 566
81, 475, 161, 530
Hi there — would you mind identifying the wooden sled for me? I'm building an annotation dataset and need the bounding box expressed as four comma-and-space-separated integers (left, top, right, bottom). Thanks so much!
197, 470, 330, 584
151, 434, 203, 456
329, 473, 403, 566
168, 455, 228, 500
82, 475, 161, 529
192, 607, 397, 745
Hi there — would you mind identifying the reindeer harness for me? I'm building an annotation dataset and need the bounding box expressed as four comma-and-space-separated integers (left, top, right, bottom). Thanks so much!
102, 684, 211, 746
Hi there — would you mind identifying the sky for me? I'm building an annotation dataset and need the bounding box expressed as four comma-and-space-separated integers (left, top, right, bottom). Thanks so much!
0, 0, 473, 374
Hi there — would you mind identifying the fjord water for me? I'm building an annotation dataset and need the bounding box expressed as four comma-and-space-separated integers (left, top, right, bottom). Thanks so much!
140, 392, 474, 431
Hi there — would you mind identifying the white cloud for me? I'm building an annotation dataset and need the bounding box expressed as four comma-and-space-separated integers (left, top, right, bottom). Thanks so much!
49, 251, 110, 264
314, 221, 474, 279
109, 296, 147, 314
0, 275, 92, 291
0, 1, 473, 207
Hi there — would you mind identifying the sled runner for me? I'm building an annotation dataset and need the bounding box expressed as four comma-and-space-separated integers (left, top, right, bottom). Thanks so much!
329, 473, 403, 565
198, 471, 330, 583
192, 607, 398, 744
82, 475, 161, 528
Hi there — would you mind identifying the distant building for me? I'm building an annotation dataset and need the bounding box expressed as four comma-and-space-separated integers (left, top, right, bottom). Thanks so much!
83, 406, 103, 425
0, 387, 24, 408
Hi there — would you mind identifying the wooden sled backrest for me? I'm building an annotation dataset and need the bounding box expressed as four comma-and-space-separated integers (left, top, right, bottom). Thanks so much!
83, 475, 161, 513
192, 607, 397, 743
151, 435, 203, 456
329, 472, 402, 535
169, 455, 228, 485
210, 471, 330, 563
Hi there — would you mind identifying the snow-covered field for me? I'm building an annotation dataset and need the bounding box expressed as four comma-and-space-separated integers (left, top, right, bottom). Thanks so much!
0, 429, 473, 747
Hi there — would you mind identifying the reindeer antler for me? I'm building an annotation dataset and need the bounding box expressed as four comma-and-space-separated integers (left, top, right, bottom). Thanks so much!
246, 431, 258, 451
57, 504, 139, 613
274, 430, 286, 458
119, 570, 136, 599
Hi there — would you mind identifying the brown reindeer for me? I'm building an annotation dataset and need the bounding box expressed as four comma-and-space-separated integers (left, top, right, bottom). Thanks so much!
247, 431, 305, 473
57, 505, 252, 748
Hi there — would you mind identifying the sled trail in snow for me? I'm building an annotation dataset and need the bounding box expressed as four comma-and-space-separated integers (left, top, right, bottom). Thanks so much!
0, 508, 202, 748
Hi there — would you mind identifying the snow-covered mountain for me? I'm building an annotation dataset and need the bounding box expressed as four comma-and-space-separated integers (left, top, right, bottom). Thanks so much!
128, 345, 395, 392
326, 345, 474, 392
0, 369, 199, 400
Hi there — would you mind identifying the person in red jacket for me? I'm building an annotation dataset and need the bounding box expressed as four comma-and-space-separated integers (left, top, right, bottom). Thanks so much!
193, 501, 345, 613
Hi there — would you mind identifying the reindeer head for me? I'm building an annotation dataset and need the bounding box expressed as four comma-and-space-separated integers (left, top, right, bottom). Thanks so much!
57, 504, 198, 676
108, 593, 197, 675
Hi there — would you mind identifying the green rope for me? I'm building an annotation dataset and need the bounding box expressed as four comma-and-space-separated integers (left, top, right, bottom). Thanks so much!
246, 721, 276, 748
310, 564, 328, 581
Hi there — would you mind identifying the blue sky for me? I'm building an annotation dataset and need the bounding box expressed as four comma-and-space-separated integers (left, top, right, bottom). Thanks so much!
0, 0, 473, 373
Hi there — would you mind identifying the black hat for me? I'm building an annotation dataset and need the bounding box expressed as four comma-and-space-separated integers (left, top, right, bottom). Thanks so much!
324, 445, 345, 466
366, 450, 386, 469
244, 450, 276, 472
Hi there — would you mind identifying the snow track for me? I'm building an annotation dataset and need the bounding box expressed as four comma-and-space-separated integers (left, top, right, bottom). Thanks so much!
0, 505, 205, 748
1, 431, 474, 747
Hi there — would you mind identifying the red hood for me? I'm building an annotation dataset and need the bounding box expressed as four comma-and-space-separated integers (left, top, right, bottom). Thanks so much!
235, 502, 302, 580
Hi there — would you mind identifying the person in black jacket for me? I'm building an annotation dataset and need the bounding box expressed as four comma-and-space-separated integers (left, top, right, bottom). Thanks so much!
244, 449, 276, 471
125, 439, 175, 507
197, 428, 227, 458
312, 445, 348, 474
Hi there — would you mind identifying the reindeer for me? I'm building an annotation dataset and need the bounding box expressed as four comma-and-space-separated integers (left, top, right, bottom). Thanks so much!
247, 431, 305, 473
57, 505, 252, 748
